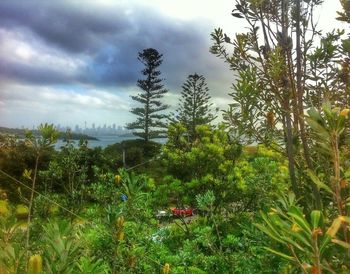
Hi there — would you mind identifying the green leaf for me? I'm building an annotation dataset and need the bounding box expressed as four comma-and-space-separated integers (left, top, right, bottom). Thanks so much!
280, 235, 307, 252
288, 206, 311, 234
307, 107, 324, 124
307, 169, 333, 194
260, 211, 285, 238
254, 223, 284, 244
323, 102, 337, 126
264, 247, 296, 262
305, 117, 330, 140
332, 238, 350, 249
311, 210, 321, 230
319, 235, 332, 255
342, 38, 350, 54
290, 231, 313, 250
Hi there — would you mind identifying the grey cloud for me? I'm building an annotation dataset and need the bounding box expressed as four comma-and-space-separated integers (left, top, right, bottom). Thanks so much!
0, 0, 127, 53
0, 59, 77, 85
0, 0, 232, 97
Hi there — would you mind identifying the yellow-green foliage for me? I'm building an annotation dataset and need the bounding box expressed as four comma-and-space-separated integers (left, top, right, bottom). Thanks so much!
233, 160, 254, 191
257, 145, 283, 160
243, 145, 258, 155
49, 204, 59, 215
28, 254, 42, 274
0, 188, 7, 200
146, 177, 156, 190
15, 204, 29, 220
0, 200, 9, 217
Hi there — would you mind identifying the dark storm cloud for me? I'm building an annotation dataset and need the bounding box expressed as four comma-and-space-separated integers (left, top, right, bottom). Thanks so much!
0, 0, 126, 53
80, 17, 209, 87
0, 0, 215, 89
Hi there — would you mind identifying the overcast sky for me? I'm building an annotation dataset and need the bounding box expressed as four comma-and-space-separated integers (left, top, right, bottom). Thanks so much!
0, 0, 344, 128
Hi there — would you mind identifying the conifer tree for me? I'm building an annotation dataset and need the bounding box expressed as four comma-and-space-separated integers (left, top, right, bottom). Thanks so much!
174, 73, 216, 140
127, 48, 168, 141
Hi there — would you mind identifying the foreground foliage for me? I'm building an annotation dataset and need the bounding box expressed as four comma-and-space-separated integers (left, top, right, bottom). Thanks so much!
0, 124, 290, 273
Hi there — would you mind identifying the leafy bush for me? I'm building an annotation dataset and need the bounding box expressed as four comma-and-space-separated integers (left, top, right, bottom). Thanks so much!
76, 256, 110, 274
33, 193, 65, 219
104, 139, 161, 169
41, 221, 81, 273
161, 124, 288, 211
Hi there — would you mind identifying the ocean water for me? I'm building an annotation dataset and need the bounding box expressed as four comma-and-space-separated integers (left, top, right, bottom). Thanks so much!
55, 135, 166, 150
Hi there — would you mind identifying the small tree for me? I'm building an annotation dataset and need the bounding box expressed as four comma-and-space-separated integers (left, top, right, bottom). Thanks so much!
23, 123, 58, 262
127, 48, 168, 141
173, 74, 216, 140
210, 0, 349, 209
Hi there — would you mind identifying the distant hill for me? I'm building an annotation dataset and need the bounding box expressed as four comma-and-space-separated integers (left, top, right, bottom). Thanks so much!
0, 127, 99, 141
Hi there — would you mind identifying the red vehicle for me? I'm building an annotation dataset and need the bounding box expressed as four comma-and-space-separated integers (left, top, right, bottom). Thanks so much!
171, 207, 193, 217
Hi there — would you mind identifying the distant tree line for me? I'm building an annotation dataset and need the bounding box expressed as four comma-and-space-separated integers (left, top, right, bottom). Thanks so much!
0, 127, 98, 141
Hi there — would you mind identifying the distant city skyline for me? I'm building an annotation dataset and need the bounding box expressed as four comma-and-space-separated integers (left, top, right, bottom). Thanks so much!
15, 122, 131, 136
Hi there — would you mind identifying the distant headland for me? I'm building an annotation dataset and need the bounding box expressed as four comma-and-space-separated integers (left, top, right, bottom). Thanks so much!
0, 126, 99, 141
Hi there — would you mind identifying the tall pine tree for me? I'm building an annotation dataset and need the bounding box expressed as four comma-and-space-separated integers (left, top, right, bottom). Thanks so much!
127, 48, 168, 141
174, 73, 216, 140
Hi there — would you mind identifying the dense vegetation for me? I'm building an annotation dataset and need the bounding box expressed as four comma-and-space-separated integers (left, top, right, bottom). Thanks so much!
1, 0, 350, 273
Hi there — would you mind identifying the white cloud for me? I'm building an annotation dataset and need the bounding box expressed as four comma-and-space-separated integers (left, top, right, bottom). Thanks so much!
0, 83, 131, 127
0, 28, 85, 73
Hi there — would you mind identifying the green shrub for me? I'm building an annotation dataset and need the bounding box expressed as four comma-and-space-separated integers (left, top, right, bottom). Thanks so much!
76, 256, 110, 273
42, 221, 81, 273
104, 139, 161, 168
33, 194, 66, 218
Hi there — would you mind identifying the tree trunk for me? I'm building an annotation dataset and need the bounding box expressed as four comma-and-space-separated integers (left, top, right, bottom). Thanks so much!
145, 76, 151, 142
295, 0, 321, 209
26, 153, 40, 265
281, 0, 299, 198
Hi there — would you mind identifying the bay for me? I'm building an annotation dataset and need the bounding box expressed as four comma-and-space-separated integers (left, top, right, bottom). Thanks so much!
55, 135, 166, 149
